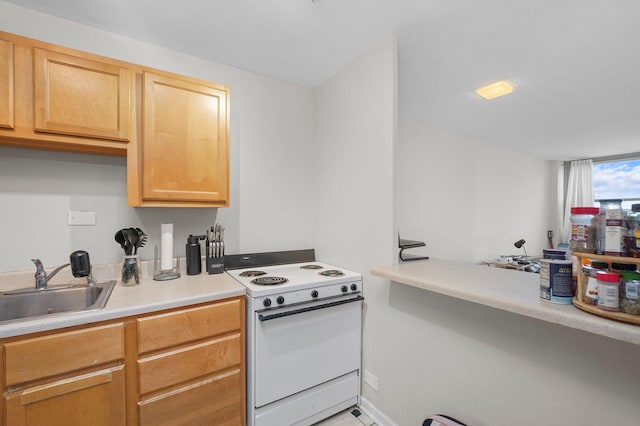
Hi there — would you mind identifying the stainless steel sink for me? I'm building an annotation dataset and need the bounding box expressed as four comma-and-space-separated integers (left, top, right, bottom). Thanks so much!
0, 281, 116, 324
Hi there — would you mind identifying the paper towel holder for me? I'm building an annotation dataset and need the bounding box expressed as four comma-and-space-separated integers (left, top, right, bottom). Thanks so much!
153, 245, 181, 281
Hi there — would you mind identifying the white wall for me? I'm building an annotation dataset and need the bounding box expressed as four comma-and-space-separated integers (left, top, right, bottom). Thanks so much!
313, 31, 398, 424
313, 33, 397, 269
397, 120, 550, 262
364, 117, 640, 425
382, 284, 640, 425
0, 1, 314, 272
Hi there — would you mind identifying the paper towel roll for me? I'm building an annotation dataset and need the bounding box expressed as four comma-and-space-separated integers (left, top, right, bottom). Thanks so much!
161, 223, 174, 270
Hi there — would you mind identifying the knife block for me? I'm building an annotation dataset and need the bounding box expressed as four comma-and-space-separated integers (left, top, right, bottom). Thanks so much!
206, 255, 224, 274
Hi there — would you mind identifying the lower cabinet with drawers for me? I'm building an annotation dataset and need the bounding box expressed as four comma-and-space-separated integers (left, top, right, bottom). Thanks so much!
1, 296, 245, 426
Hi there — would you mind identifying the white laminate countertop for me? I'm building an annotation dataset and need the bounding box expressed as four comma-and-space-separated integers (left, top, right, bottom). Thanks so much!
0, 270, 246, 338
372, 258, 640, 346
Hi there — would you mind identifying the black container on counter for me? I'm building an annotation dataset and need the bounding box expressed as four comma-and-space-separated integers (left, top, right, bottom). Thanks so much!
186, 235, 205, 275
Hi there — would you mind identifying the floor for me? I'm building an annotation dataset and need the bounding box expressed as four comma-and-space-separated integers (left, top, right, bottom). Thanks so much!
314, 406, 376, 426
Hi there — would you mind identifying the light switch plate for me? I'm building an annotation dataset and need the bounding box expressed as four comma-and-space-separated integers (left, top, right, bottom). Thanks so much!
67, 210, 96, 226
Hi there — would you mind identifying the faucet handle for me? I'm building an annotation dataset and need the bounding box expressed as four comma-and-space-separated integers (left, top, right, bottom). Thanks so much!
31, 259, 46, 276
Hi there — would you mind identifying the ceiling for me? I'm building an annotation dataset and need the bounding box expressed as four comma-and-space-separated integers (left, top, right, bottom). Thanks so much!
5, 0, 640, 160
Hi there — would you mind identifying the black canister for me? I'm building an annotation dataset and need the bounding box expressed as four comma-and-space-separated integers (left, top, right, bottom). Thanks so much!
186, 235, 205, 275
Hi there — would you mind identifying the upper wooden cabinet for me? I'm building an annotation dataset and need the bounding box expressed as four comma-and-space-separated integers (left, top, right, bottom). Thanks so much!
0, 32, 132, 154
0, 38, 14, 130
0, 31, 230, 207
33, 48, 131, 141
127, 71, 229, 207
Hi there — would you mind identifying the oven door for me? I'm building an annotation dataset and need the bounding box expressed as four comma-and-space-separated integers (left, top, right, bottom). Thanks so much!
254, 294, 363, 408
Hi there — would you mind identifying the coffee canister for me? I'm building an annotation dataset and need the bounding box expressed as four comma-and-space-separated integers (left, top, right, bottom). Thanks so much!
539, 259, 573, 304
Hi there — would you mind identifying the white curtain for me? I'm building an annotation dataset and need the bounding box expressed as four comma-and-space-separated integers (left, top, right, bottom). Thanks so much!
561, 159, 594, 244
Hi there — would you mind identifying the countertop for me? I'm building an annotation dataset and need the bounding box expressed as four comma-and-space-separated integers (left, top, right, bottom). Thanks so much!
0, 265, 245, 338
372, 258, 640, 345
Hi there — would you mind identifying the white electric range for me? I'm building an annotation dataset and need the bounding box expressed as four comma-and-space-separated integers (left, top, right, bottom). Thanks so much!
225, 250, 364, 426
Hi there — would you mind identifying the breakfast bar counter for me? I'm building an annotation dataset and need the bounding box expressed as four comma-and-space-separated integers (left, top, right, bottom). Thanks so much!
372, 258, 640, 345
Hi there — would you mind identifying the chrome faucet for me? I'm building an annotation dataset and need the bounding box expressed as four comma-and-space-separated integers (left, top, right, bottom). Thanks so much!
31, 259, 70, 290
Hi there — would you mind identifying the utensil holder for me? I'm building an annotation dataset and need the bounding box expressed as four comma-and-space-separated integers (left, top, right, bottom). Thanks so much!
121, 255, 140, 286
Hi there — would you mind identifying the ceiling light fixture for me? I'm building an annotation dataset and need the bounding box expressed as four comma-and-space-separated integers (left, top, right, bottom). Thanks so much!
474, 79, 515, 100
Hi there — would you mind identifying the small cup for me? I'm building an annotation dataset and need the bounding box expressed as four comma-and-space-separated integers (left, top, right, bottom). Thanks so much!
121, 255, 140, 286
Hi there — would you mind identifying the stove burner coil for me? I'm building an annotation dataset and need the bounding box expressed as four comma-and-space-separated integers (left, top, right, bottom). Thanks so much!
239, 270, 267, 277
251, 276, 289, 286
319, 270, 344, 277
300, 264, 323, 270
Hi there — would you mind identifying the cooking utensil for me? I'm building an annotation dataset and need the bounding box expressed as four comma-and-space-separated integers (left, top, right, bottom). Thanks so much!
134, 227, 148, 254
125, 228, 139, 256
115, 230, 128, 253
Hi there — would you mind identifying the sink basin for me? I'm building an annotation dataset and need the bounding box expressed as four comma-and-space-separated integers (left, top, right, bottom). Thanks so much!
0, 281, 116, 324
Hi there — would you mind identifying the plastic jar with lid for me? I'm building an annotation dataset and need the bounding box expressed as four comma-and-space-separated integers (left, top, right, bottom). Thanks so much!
581, 261, 608, 306
620, 270, 640, 315
596, 271, 620, 312
570, 207, 599, 253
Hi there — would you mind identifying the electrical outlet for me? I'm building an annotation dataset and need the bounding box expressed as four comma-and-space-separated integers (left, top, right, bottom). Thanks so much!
547, 230, 553, 238
67, 210, 96, 226
363, 370, 378, 391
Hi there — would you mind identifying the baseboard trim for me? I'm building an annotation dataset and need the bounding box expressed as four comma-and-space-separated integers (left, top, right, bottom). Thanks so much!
359, 396, 397, 426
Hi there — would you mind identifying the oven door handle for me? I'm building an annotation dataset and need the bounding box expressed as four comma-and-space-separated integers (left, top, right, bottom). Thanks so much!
258, 295, 364, 322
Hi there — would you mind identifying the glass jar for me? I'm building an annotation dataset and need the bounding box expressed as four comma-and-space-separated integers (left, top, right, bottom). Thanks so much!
597, 199, 623, 255
620, 270, 640, 315
121, 255, 140, 286
623, 204, 640, 257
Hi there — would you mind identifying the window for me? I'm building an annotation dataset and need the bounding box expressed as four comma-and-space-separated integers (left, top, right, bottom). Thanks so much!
593, 158, 640, 211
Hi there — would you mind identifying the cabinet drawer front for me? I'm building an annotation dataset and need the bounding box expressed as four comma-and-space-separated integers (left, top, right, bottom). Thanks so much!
33, 47, 131, 141
138, 369, 242, 426
138, 333, 241, 394
0, 38, 14, 129
4, 323, 125, 386
137, 299, 242, 354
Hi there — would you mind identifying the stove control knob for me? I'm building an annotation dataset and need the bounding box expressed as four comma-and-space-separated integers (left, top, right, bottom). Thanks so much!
311, 290, 319, 298
350, 283, 358, 291
276, 296, 285, 305
263, 298, 272, 307
341, 285, 348, 293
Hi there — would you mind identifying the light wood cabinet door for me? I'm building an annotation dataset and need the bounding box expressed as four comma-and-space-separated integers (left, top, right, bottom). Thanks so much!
4, 366, 126, 426
33, 47, 131, 141
141, 71, 229, 205
0, 38, 14, 129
